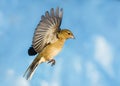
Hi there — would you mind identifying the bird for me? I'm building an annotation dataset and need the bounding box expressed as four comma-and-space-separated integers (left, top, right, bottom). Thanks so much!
23, 7, 74, 80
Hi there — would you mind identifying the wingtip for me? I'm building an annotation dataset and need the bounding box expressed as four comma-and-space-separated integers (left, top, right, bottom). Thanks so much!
60, 8, 63, 11
56, 6, 59, 10
28, 46, 37, 56
51, 8, 54, 12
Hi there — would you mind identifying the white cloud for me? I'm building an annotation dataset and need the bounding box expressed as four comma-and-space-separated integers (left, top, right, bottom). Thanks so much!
0, 10, 11, 29
73, 58, 82, 74
5, 69, 30, 86
0, 9, 24, 30
5, 69, 15, 81
50, 59, 62, 86
86, 62, 102, 86
15, 77, 30, 86
40, 80, 59, 86
40, 58, 63, 86
50, 81, 59, 86
6, 69, 15, 77
94, 36, 114, 77
40, 80, 49, 86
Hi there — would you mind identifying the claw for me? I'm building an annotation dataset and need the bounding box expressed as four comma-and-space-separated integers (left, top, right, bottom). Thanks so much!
48, 59, 56, 66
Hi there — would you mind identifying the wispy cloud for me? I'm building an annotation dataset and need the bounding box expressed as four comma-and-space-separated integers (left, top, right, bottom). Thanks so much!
6, 69, 15, 78
15, 77, 30, 86
40, 58, 63, 86
94, 36, 114, 77
73, 57, 82, 74
86, 62, 102, 86
49, 59, 62, 86
5, 69, 30, 86
40, 80, 49, 86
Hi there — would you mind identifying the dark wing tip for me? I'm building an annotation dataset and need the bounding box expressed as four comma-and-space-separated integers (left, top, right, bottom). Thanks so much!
60, 8, 63, 11
56, 7, 59, 17
50, 8, 54, 17
59, 8, 63, 18
45, 11, 49, 18
41, 15, 45, 21
28, 46, 37, 56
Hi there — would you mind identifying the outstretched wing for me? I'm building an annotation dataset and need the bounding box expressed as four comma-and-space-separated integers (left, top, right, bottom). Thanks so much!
32, 7, 63, 53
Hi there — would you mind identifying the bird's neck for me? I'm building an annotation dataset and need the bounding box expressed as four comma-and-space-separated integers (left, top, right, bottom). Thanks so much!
58, 38, 66, 46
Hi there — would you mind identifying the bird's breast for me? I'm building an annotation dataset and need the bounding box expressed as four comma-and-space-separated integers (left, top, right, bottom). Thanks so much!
40, 39, 65, 60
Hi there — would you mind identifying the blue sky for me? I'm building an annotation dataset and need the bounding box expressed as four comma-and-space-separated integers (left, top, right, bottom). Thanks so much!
0, 0, 120, 86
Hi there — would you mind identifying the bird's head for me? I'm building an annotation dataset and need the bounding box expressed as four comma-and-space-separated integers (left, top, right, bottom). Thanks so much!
58, 29, 75, 39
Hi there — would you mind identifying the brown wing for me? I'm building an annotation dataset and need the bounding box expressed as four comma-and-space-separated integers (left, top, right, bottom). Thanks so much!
32, 7, 63, 53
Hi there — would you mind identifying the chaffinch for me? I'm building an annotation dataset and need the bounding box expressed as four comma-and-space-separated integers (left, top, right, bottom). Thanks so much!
24, 7, 74, 80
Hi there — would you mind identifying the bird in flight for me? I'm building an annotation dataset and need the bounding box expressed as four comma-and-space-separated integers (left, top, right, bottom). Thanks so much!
24, 7, 74, 80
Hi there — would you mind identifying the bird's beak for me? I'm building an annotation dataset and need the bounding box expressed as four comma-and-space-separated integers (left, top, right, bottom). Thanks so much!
71, 34, 75, 39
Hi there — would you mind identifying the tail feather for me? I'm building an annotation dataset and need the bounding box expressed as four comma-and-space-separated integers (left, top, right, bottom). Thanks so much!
23, 56, 43, 80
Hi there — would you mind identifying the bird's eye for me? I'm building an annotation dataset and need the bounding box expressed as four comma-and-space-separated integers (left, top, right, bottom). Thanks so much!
68, 33, 71, 35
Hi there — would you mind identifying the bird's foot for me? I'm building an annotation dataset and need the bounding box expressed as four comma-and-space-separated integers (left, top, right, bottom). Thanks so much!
48, 59, 56, 66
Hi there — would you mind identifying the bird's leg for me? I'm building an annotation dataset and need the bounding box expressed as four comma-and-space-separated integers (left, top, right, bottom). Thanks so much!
47, 59, 56, 66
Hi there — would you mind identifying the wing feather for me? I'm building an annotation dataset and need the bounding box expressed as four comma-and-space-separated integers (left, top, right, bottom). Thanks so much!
32, 7, 63, 53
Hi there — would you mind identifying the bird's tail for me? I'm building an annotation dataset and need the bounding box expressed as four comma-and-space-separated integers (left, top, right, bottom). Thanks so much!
23, 56, 44, 80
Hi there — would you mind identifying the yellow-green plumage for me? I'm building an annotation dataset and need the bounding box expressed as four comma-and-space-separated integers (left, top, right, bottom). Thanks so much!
24, 7, 74, 80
